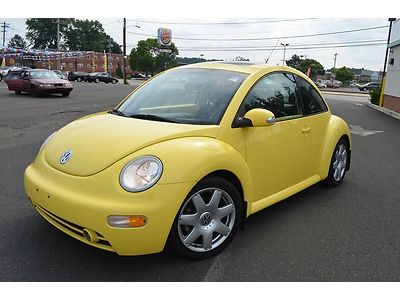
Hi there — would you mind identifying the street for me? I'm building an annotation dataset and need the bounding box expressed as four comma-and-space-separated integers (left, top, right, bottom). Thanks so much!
0, 81, 399, 281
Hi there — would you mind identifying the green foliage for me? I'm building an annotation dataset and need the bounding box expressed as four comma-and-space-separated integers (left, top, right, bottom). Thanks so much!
129, 38, 179, 75
299, 59, 325, 76
332, 67, 354, 84
286, 54, 303, 69
26, 18, 121, 53
370, 87, 381, 105
286, 55, 325, 76
26, 18, 73, 49
8, 34, 27, 49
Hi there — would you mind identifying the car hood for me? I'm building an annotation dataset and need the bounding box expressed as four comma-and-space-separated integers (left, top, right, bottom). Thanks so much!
44, 112, 220, 176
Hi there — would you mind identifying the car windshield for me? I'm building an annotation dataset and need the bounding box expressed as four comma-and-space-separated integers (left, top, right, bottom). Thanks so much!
118, 68, 248, 125
30, 71, 59, 79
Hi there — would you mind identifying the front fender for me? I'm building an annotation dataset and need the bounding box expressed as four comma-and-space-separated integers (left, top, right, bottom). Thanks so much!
317, 115, 352, 180
124, 137, 254, 213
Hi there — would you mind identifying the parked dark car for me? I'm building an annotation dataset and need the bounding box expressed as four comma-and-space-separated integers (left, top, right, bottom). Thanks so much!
68, 71, 89, 82
132, 72, 146, 79
6, 69, 73, 97
358, 82, 381, 91
86, 72, 118, 84
54, 70, 68, 80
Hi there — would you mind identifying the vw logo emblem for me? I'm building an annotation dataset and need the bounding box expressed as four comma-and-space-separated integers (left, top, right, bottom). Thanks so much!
60, 149, 73, 164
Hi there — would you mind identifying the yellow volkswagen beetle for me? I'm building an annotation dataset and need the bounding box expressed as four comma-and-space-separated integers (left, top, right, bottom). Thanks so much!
24, 62, 351, 259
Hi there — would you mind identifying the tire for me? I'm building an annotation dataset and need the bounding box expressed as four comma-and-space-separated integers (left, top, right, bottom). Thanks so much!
30, 86, 39, 97
61, 92, 70, 97
15, 90, 21, 95
112, 79, 117, 84
95, 78, 99, 83
0, 74, 3, 81
168, 176, 243, 259
324, 138, 349, 187
77, 77, 82, 82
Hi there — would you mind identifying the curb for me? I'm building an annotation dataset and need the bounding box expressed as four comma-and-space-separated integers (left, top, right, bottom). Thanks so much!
321, 90, 370, 98
367, 103, 400, 120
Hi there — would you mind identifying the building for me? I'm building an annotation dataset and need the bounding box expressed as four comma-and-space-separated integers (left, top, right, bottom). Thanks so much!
383, 19, 400, 113
2, 51, 132, 76
38, 51, 132, 76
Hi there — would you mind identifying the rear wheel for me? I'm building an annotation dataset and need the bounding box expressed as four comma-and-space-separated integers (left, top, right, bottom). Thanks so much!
61, 92, 70, 97
324, 138, 349, 186
15, 90, 21, 95
77, 77, 82, 82
168, 176, 243, 259
112, 79, 117, 84
95, 78, 99, 83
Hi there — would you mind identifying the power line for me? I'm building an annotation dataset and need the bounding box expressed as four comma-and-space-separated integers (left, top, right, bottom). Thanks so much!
127, 18, 315, 26
178, 42, 386, 52
127, 25, 388, 41
160, 39, 387, 50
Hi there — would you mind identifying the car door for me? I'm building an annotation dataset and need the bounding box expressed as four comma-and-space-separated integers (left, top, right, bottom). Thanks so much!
296, 76, 331, 175
239, 72, 313, 201
7, 72, 25, 91
21, 71, 32, 92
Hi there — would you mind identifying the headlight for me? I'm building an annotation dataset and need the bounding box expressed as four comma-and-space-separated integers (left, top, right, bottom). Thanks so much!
39, 131, 57, 152
39, 84, 52, 87
119, 156, 163, 192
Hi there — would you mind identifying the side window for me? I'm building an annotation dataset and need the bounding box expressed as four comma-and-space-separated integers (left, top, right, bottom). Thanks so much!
297, 77, 328, 114
240, 72, 302, 119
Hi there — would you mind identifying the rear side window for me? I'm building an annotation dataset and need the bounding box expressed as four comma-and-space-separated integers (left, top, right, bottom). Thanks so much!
297, 77, 328, 114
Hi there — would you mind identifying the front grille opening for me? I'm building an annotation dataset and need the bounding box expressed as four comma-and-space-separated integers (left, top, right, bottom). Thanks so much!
35, 204, 112, 249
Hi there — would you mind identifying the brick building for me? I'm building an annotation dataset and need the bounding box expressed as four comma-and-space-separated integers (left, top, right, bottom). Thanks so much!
3, 51, 132, 77
37, 51, 132, 76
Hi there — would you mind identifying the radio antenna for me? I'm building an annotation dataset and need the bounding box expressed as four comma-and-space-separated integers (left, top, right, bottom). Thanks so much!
265, 39, 280, 64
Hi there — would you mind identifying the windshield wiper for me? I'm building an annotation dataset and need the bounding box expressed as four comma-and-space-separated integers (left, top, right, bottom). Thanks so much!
109, 109, 126, 117
128, 114, 180, 123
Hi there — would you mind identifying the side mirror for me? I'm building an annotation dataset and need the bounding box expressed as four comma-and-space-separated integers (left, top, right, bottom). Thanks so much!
243, 108, 275, 127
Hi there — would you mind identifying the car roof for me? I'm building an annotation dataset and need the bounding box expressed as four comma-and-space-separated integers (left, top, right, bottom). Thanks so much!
180, 61, 303, 76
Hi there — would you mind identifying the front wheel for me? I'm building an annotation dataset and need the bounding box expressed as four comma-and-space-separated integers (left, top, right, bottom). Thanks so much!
95, 78, 99, 83
324, 138, 349, 186
168, 176, 243, 259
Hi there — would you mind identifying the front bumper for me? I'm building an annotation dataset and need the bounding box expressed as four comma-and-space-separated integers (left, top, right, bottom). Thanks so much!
37, 86, 73, 94
24, 153, 195, 255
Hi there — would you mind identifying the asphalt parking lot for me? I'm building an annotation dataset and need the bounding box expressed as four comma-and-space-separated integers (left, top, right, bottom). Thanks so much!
0, 81, 399, 281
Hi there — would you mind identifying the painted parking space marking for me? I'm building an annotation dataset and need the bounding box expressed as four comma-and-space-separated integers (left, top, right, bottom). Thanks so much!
350, 125, 384, 136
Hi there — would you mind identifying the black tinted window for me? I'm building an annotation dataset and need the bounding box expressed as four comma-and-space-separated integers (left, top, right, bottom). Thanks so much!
297, 77, 328, 114
240, 72, 302, 119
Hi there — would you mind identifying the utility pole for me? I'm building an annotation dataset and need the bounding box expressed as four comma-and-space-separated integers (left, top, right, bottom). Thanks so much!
280, 43, 289, 66
57, 18, 60, 70
333, 53, 338, 69
123, 18, 127, 84
1, 21, 10, 48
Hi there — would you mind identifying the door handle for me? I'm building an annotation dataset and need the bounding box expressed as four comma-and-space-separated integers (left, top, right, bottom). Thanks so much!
302, 127, 311, 134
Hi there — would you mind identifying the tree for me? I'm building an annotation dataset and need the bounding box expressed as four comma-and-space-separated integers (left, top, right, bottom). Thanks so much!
333, 67, 354, 84
8, 34, 27, 49
129, 38, 179, 75
26, 18, 73, 49
65, 19, 106, 52
299, 59, 325, 76
286, 54, 303, 70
